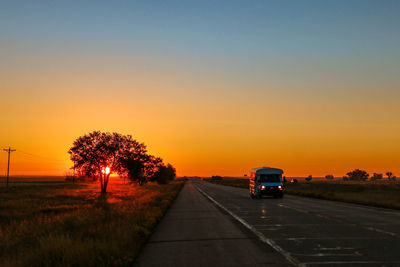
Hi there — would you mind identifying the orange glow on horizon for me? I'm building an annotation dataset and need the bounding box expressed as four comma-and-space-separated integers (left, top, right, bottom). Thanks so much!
1, 39, 399, 178
1, 0, 400, 179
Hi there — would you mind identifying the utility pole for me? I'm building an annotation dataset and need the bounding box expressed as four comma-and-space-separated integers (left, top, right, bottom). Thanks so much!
3, 147, 16, 187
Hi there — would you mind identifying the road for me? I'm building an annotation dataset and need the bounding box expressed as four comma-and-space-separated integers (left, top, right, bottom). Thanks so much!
135, 180, 292, 266
193, 179, 400, 266
135, 180, 400, 266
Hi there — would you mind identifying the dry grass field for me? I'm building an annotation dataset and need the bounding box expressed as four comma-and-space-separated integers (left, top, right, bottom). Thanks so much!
206, 177, 400, 209
285, 180, 400, 209
0, 177, 184, 267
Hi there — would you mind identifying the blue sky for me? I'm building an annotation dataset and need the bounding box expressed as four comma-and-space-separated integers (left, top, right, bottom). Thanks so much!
2, 0, 399, 65
1, 0, 400, 176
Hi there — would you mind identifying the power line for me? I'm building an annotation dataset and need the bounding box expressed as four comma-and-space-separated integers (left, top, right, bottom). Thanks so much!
2, 147, 16, 187
17, 149, 49, 158
0, 148, 66, 181
16, 149, 63, 162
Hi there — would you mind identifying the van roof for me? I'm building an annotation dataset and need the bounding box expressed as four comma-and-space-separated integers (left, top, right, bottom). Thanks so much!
251, 167, 284, 174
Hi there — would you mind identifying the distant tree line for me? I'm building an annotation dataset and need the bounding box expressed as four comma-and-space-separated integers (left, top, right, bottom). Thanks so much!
323, 169, 396, 181
68, 131, 176, 193
210, 175, 223, 180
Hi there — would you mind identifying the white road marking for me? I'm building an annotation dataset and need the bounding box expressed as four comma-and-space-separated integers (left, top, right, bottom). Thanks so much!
315, 246, 354, 251
196, 181, 400, 266
283, 237, 387, 240
364, 226, 399, 237
194, 184, 302, 267
303, 261, 400, 265
278, 203, 400, 238
253, 224, 334, 227
293, 251, 362, 257
287, 194, 400, 216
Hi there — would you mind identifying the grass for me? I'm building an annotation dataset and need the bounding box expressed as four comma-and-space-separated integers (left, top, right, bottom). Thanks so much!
0, 178, 184, 267
284, 181, 400, 209
205, 177, 400, 210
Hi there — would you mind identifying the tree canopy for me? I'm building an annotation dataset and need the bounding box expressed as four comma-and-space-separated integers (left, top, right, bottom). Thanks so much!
69, 131, 175, 193
325, 174, 334, 180
152, 163, 176, 184
346, 169, 369, 181
122, 154, 163, 186
371, 173, 383, 180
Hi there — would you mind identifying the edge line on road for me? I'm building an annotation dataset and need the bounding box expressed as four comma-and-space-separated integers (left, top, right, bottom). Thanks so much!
194, 184, 302, 267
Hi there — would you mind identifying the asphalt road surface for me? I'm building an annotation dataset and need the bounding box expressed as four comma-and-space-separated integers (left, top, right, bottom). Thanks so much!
135, 180, 292, 266
193, 179, 400, 266
136, 180, 400, 266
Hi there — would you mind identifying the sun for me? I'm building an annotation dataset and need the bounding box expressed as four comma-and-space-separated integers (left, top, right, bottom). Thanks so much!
102, 167, 111, 175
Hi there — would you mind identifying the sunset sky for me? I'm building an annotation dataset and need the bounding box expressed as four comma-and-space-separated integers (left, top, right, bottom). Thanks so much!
1, 0, 400, 177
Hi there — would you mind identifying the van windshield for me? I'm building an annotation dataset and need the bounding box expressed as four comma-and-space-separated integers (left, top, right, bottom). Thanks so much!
259, 174, 281, 183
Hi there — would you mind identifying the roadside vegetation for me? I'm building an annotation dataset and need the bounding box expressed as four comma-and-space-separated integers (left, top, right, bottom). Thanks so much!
205, 171, 400, 210
0, 178, 184, 267
284, 181, 400, 209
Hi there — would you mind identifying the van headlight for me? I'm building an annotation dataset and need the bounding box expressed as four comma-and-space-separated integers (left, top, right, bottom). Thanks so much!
261, 185, 266, 190
278, 185, 283, 190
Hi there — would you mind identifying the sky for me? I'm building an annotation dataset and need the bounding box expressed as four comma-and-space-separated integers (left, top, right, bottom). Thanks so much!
1, 0, 400, 177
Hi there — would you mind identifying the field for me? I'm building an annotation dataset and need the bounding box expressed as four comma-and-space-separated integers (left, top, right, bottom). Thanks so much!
205, 177, 400, 209
0, 176, 66, 183
0, 177, 184, 267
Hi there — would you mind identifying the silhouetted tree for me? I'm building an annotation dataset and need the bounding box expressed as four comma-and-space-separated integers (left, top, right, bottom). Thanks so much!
153, 163, 176, 184
123, 157, 145, 185
145, 156, 164, 181
346, 169, 369, 181
386, 172, 394, 180
371, 173, 383, 181
68, 131, 147, 193
305, 175, 312, 183
123, 154, 163, 186
325, 174, 334, 180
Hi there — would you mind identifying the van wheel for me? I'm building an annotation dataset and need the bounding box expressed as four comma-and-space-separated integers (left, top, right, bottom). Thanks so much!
250, 193, 255, 199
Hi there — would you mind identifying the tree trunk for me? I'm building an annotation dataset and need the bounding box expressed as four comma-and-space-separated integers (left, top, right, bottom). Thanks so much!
100, 173, 110, 194
104, 174, 110, 192
99, 174, 106, 194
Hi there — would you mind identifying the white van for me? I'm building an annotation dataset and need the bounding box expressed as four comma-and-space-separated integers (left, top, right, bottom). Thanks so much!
249, 167, 284, 198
